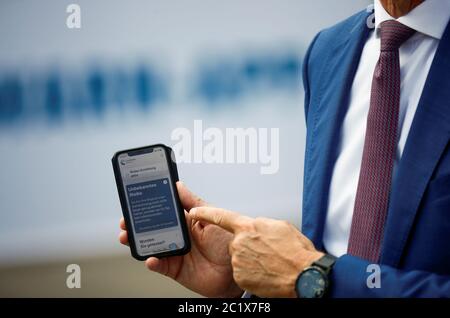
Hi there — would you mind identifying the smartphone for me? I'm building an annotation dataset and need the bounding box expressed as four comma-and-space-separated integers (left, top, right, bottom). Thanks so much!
112, 144, 190, 260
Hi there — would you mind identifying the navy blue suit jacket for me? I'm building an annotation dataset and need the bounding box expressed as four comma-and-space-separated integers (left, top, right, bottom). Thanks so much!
302, 10, 450, 297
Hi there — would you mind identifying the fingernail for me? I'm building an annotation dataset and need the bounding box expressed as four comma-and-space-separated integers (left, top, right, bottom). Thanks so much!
190, 208, 197, 215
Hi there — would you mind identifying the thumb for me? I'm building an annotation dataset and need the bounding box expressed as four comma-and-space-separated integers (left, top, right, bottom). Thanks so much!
145, 257, 167, 275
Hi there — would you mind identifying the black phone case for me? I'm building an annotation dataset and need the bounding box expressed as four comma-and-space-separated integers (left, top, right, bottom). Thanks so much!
112, 143, 191, 261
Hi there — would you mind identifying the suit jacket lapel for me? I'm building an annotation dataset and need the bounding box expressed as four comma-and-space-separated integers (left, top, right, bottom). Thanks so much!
302, 13, 372, 248
381, 22, 450, 266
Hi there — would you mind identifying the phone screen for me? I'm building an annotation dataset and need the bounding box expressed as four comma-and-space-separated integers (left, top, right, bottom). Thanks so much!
117, 146, 186, 257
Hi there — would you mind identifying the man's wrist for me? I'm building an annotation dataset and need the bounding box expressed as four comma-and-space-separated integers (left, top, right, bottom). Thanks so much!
286, 251, 325, 298
294, 253, 337, 298
307, 251, 326, 267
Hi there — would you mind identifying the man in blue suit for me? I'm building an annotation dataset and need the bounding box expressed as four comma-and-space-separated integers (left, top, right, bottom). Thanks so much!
119, 0, 450, 297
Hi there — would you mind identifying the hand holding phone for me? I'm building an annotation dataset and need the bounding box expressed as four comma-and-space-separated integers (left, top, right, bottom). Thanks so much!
112, 144, 190, 260
116, 173, 244, 297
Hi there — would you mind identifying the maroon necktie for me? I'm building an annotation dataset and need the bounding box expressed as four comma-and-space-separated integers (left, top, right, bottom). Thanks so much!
347, 20, 416, 262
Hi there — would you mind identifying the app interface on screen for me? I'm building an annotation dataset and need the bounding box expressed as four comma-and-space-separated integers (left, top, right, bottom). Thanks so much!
118, 147, 185, 256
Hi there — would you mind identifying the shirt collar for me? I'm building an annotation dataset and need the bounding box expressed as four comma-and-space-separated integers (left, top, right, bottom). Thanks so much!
374, 0, 450, 40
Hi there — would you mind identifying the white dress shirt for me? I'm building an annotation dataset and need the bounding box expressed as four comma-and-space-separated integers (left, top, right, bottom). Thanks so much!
322, 0, 450, 257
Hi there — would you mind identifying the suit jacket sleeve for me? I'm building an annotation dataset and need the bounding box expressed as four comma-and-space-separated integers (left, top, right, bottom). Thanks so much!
330, 255, 450, 297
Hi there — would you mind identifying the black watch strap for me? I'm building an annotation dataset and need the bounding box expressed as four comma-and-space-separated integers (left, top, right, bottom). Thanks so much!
312, 254, 337, 274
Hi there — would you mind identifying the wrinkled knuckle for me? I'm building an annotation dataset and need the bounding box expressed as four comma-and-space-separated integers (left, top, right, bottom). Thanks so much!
231, 255, 240, 268
239, 218, 255, 232
232, 271, 241, 284
213, 213, 223, 226
230, 240, 238, 251
231, 236, 242, 250
237, 232, 249, 244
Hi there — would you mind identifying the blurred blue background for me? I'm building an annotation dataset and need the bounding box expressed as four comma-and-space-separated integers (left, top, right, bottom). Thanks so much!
0, 0, 368, 296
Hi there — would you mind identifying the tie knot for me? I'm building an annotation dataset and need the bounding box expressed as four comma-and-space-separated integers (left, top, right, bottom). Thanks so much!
380, 20, 416, 51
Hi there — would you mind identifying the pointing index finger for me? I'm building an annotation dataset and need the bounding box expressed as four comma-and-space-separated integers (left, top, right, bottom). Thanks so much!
189, 207, 248, 233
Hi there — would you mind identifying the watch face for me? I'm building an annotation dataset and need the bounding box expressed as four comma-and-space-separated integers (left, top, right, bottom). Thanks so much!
296, 267, 327, 298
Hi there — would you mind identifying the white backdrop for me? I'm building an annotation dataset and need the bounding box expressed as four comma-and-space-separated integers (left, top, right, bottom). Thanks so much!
0, 0, 369, 265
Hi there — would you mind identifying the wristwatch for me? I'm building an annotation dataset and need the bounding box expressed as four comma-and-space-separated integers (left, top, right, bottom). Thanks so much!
295, 254, 337, 298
